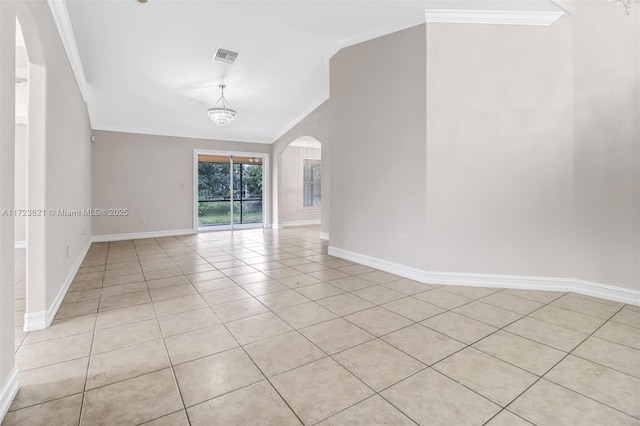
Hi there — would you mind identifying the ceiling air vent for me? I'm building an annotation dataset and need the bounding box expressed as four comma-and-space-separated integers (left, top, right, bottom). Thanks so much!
213, 48, 239, 64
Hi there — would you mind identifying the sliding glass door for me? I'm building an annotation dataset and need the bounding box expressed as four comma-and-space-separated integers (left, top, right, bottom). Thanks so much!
233, 161, 263, 224
197, 154, 263, 229
198, 155, 232, 227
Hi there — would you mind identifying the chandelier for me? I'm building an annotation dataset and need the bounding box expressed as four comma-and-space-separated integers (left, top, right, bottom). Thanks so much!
207, 84, 237, 128
611, 0, 639, 15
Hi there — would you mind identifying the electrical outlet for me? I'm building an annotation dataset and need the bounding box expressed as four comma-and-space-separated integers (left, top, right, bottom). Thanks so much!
399, 235, 407, 248
66, 245, 70, 258
140, 216, 146, 224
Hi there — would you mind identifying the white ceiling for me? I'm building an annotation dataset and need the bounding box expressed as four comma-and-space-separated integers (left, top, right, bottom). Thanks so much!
60, 0, 565, 144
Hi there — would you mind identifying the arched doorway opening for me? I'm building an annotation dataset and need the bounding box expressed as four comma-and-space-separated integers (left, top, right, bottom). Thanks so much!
274, 136, 323, 231
15, 6, 48, 332
13, 19, 28, 343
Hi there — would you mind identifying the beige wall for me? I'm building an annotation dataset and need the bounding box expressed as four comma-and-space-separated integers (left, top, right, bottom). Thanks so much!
32, 2, 93, 312
272, 101, 331, 236
324, 4, 638, 293
92, 130, 270, 236
424, 3, 639, 291
279, 144, 321, 225
424, 20, 575, 277
568, 1, 640, 290
14, 124, 26, 243
329, 24, 428, 267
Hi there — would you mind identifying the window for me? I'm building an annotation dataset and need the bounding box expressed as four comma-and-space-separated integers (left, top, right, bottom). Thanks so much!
303, 159, 321, 207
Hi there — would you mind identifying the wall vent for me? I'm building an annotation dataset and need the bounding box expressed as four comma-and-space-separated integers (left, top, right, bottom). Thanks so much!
213, 48, 239, 64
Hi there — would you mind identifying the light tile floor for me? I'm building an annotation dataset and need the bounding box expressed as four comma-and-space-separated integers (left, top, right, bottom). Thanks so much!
5, 227, 640, 425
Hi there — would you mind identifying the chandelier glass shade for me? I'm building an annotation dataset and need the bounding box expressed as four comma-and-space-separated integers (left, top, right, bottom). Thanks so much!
610, 0, 639, 15
207, 84, 237, 128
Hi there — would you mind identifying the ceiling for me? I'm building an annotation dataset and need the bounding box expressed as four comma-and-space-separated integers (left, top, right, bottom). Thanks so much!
59, 0, 565, 144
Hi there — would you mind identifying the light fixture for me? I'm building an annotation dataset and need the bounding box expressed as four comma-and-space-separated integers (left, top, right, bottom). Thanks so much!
610, 0, 639, 16
207, 84, 237, 129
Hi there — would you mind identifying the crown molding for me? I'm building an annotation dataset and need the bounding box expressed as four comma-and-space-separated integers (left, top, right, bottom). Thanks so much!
425, 9, 567, 26
335, 13, 427, 52
91, 122, 273, 145
46, 0, 95, 125
271, 93, 329, 144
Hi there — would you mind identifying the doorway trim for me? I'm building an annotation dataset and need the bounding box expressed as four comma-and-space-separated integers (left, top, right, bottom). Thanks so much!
193, 149, 270, 233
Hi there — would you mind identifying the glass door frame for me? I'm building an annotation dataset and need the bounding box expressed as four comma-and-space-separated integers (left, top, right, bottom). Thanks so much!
193, 149, 269, 232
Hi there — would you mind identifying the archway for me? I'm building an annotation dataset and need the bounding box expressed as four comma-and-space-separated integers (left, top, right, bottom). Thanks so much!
273, 136, 324, 232
13, 20, 28, 341
15, 5, 48, 331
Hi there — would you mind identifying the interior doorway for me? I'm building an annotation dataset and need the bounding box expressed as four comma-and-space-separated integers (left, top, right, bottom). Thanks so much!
274, 136, 322, 228
194, 151, 269, 231
14, 19, 28, 336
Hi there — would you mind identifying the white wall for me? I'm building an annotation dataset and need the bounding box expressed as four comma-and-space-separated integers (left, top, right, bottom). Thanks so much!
279, 143, 321, 225
92, 130, 270, 237
14, 123, 26, 244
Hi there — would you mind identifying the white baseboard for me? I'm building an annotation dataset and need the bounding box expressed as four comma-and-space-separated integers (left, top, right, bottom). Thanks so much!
328, 246, 640, 306
281, 219, 321, 228
0, 368, 19, 423
14, 241, 26, 249
23, 238, 92, 331
22, 311, 47, 332
320, 233, 329, 241
329, 246, 429, 282
92, 229, 195, 243
570, 279, 639, 307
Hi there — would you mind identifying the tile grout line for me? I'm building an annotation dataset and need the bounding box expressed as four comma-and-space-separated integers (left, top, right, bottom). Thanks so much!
149, 235, 200, 426
188, 268, 308, 426
10, 230, 639, 425
489, 302, 632, 425
77, 241, 109, 426
377, 288, 574, 424
185, 232, 372, 426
